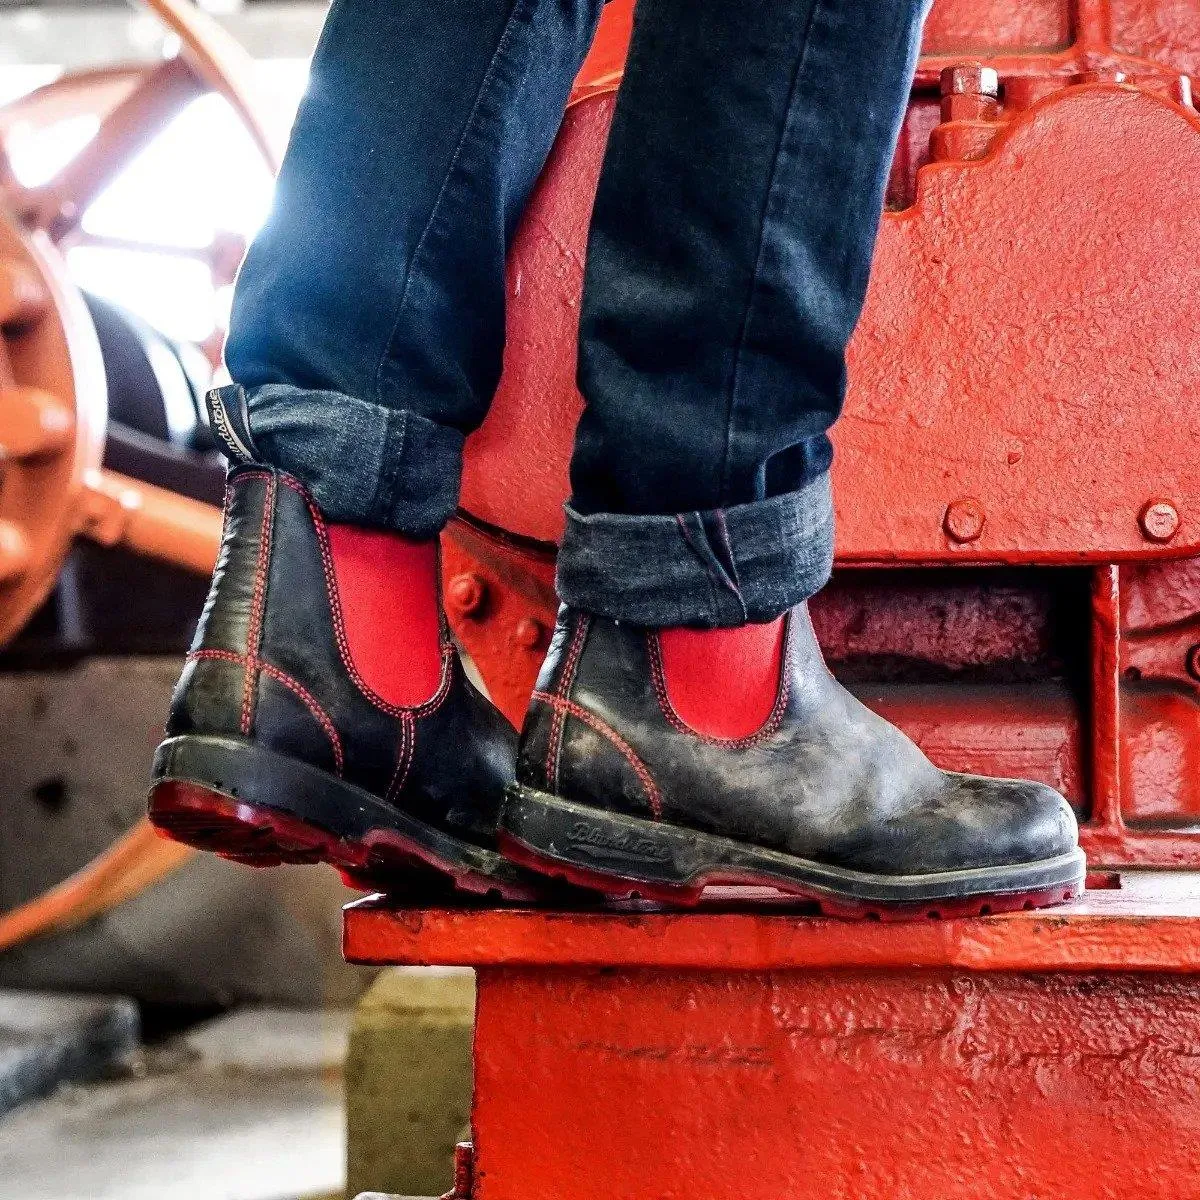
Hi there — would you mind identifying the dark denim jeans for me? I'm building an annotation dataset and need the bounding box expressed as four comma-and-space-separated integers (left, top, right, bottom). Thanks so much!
225, 0, 928, 627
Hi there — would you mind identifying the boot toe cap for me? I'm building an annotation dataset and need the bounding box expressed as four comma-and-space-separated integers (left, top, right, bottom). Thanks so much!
945, 773, 1080, 869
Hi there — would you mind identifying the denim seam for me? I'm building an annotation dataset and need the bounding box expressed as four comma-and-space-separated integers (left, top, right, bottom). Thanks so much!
371, 0, 531, 412
710, 510, 748, 624
674, 514, 729, 621
558, 477, 833, 626
369, 407, 405, 530
721, 0, 827, 501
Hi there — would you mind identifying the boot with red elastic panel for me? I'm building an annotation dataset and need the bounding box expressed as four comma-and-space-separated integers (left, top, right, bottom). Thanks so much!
500, 605, 1086, 918
148, 392, 539, 901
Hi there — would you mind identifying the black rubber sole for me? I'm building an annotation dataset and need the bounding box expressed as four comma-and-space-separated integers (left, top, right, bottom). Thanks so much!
499, 785, 1087, 918
150, 734, 543, 901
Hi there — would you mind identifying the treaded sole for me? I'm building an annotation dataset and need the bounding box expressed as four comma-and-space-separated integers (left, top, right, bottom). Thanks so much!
149, 735, 544, 902
499, 785, 1087, 920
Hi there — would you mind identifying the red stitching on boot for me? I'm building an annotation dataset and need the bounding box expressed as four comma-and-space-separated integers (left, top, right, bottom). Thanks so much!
545, 615, 590, 790
189, 648, 243, 666
385, 712, 417, 802
275, 473, 454, 719
240, 473, 276, 736
532, 689, 662, 819
188, 649, 344, 774
646, 613, 793, 748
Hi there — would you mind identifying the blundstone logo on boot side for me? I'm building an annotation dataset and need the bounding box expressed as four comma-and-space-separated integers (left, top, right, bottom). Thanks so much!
566, 819, 672, 864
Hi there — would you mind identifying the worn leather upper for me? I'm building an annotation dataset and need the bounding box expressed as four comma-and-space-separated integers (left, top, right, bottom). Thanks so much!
167, 466, 516, 845
518, 606, 1079, 875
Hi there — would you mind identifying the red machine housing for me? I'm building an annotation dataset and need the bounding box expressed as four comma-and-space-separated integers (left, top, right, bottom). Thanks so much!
442, 0, 1200, 872
346, 876, 1200, 1200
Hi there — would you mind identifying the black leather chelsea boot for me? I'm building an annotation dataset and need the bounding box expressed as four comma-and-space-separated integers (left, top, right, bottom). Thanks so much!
500, 605, 1085, 918
149, 413, 539, 900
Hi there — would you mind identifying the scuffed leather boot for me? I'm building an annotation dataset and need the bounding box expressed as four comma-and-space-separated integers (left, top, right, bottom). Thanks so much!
500, 605, 1085, 917
149, 405, 538, 900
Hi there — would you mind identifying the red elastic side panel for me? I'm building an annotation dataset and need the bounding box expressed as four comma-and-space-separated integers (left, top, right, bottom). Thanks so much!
326, 525, 442, 708
659, 618, 786, 740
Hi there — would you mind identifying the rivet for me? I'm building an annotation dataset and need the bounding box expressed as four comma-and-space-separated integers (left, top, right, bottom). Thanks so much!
447, 573, 486, 617
1186, 645, 1200, 683
944, 498, 986, 543
1139, 500, 1180, 543
515, 617, 546, 652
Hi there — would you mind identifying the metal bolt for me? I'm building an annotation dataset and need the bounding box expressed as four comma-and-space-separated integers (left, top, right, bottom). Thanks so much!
940, 63, 1000, 99
515, 616, 547, 652
1186, 645, 1200, 683
1139, 500, 1180, 543
447, 572, 486, 618
943, 498, 986, 543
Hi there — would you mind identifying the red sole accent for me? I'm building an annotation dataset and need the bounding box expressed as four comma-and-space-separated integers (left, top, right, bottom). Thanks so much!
149, 780, 541, 902
497, 831, 1083, 921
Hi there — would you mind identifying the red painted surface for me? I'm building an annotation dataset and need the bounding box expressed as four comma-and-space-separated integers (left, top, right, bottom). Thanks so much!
922, 0, 1072, 55
462, 4, 1200, 564
466, 967, 1200, 1200
326, 524, 442, 707
344, 873, 1200, 1199
444, 0, 1200, 870
657, 618, 785, 741
343, 871, 1200, 973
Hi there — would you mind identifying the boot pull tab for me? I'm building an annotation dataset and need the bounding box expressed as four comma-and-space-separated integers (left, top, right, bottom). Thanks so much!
206, 384, 263, 466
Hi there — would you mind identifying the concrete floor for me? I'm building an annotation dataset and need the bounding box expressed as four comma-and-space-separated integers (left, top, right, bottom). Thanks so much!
0, 1007, 351, 1200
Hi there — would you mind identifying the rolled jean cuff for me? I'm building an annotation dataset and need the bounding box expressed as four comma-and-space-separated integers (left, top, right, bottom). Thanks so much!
243, 383, 464, 538
557, 473, 834, 627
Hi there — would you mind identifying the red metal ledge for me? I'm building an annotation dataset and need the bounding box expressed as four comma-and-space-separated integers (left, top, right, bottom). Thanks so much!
344, 869, 1200, 974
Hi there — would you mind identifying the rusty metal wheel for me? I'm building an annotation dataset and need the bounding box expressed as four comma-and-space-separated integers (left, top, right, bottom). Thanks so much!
0, 0, 282, 647
0, 207, 107, 646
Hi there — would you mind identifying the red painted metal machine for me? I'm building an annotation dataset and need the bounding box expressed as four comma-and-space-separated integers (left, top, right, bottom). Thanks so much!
445, 0, 1200, 873
349, 2, 1200, 1196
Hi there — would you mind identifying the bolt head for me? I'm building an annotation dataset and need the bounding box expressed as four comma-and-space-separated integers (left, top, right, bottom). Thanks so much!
940, 63, 1000, 99
944, 498, 986, 543
447, 572, 486, 617
1139, 500, 1180, 543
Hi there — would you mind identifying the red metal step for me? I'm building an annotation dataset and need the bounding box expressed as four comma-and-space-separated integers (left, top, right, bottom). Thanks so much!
345, 873, 1200, 1200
